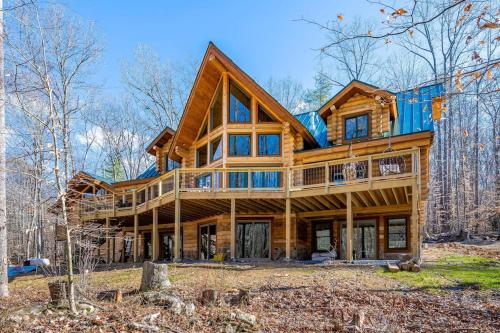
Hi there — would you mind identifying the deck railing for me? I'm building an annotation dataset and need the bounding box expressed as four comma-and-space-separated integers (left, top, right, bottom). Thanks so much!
77, 148, 419, 216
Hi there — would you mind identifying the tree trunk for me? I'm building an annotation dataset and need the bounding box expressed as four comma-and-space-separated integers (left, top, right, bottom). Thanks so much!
140, 261, 171, 291
0, 0, 8, 298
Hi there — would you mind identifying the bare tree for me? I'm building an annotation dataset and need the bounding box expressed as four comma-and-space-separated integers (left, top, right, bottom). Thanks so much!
0, 0, 8, 298
121, 45, 195, 133
265, 76, 305, 114
5, 2, 101, 311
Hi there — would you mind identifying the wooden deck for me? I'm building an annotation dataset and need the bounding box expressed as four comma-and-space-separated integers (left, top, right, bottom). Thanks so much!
78, 148, 420, 220
77, 148, 422, 263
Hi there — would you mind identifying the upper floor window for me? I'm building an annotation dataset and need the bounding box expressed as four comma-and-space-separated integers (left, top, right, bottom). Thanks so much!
210, 84, 223, 130
258, 134, 280, 156
198, 118, 208, 139
344, 114, 369, 141
166, 158, 180, 171
229, 81, 251, 123
386, 218, 408, 250
229, 134, 251, 156
257, 105, 275, 122
210, 136, 223, 162
196, 145, 207, 167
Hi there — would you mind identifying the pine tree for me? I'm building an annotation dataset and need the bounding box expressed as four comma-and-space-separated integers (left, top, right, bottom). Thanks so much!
103, 157, 126, 182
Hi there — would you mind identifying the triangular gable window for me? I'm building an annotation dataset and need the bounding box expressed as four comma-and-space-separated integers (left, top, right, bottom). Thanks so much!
198, 117, 208, 139
210, 84, 223, 130
257, 104, 276, 122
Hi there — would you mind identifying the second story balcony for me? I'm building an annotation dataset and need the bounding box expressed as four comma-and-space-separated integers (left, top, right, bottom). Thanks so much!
77, 148, 422, 221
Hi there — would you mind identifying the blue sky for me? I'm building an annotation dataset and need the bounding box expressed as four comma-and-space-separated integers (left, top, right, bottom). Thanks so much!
62, 1, 379, 94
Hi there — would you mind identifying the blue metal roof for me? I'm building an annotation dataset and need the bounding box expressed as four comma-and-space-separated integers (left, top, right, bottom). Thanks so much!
294, 111, 330, 148
136, 163, 160, 179
394, 83, 444, 135
85, 172, 115, 185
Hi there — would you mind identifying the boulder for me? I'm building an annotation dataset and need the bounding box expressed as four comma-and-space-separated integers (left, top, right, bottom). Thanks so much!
140, 261, 171, 292
233, 310, 256, 326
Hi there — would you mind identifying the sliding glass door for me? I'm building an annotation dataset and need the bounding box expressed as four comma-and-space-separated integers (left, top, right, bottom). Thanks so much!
199, 224, 216, 260
237, 221, 270, 259
341, 219, 377, 259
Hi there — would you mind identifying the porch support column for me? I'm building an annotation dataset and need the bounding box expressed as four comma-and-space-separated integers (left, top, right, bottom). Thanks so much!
230, 198, 236, 260
285, 197, 291, 260
346, 192, 353, 262
105, 217, 111, 264
152, 207, 159, 261
133, 214, 139, 262
174, 198, 181, 261
411, 182, 419, 260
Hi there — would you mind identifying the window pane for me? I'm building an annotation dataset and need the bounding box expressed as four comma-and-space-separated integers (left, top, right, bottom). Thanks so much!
257, 105, 275, 122
345, 114, 369, 140
387, 218, 407, 249
199, 118, 208, 138
345, 117, 357, 140
196, 145, 207, 167
228, 171, 248, 188
357, 115, 368, 137
252, 171, 281, 188
315, 222, 331, 252
258, 134, 280, 156
210, 137, 222, 162
229, 81, 251, 123
210, 85, 222, 129
196, 173, 211, 188
229, 135, 251, 156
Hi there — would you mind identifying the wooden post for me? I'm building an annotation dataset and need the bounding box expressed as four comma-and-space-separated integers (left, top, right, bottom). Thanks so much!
230, 198, 236, 260
133, 214, 139, 262
346, 192, 353, 262
174, 169, 181, 261
285, 197, 291, 260
105, 217, 111, 264
132, 189, 137, 214
152, 207, 158, 261
174, 198, 181, 261
112, 234, 116, 263
112, 193, 116, 216
368, 156, 373, 188
411, 182, 419, 259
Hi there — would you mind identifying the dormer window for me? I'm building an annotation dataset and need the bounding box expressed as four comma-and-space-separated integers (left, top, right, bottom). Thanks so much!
344, 114, 369, 141
229, 80, 251, 123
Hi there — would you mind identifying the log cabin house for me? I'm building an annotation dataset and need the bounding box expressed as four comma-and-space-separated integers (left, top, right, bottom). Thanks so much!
68, 42, 443, 263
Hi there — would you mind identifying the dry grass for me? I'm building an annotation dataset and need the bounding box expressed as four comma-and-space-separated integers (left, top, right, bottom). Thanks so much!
2, 243, 499, 332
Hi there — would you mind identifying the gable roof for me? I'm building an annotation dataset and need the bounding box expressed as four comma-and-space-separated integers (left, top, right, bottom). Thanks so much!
136, 163, 160, 179
146, 126, 175, 155
168, 42, 318, 159
318, 80, 397, 120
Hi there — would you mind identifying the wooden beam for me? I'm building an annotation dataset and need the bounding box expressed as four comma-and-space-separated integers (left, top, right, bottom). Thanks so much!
174, 198, 181, 261
133, 214, 139, 262
411, 183, 419, 259
285, 198, 291, 260
105, 217, 111, 264
296, 204, 411, 218
152, 207, 158, 261
230, 198, 236, 260
346, 193, 353, 262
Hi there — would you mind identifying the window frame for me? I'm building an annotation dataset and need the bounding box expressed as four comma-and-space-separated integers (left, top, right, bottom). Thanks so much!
228, 134, 252, 157
384, 216, 410, 252
209, 82, 223, 131
342, 112, 370, 143
196, 145, 208, 167
312, 221, 333, 252
228, 80, 252, 124
257, 104, 276, 123
257, 133, 281, 156
209, 136, 223, 162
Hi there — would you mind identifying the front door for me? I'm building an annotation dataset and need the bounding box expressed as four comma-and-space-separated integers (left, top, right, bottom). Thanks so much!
199, 224, 216, 260
159, 232, 174, 261
237, 221, 270, 258
341, 219, 377, 259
